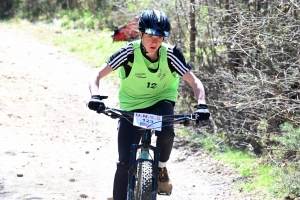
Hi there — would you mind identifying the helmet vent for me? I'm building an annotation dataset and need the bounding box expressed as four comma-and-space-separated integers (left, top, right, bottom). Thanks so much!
138, 10, 171, 37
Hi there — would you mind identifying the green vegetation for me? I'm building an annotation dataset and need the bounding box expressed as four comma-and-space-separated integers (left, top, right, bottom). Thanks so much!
272, 123, 300, 197
175, 125, 299, 199
50, 30, 125, 65
58, 9, 107, 31
0, 19, 126, 66
215, 149, 283, 199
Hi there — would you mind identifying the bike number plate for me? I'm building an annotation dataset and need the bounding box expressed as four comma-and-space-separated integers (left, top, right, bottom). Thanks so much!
133, 113, 162, 131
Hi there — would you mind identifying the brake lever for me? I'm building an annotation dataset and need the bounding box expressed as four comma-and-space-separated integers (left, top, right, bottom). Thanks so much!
99, 95, 108, 100
110, 113, 120, 119
180, 119, 190, 126
104, 108, 121, 119
176, 117, 191, 127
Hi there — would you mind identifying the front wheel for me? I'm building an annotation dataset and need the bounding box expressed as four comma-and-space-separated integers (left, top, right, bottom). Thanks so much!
134, 160, 153, 200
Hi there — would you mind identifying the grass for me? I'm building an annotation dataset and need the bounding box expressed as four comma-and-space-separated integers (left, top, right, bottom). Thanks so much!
214, 150, 281, 195
0, 19, 126, 67
49, 29, 126, 65
175, 128, 289, 200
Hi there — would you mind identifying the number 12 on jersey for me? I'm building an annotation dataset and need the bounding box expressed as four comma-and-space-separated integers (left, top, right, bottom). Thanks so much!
133, 112, 162, 131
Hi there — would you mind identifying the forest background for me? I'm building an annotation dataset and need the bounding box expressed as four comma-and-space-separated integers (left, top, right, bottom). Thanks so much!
0, 0, 299, 199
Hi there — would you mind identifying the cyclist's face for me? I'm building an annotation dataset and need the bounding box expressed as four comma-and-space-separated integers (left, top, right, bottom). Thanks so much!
141, 33, 164, 54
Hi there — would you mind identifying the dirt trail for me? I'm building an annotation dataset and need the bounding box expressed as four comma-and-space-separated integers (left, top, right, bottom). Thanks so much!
0, 26, 250, 200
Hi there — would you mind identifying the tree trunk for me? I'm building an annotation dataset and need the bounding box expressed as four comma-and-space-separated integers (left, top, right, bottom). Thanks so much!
189, 0, 196, 63
0, 0, 14, 15
67, 0, 80, 9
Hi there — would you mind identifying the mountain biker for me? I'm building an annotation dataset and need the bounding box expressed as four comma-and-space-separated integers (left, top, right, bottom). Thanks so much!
87, 9, 210, 200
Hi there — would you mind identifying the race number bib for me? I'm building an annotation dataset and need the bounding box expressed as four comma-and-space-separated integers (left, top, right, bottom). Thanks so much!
133, 113, 162, 131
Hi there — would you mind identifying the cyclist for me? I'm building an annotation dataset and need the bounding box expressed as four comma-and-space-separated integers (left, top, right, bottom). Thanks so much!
88, 9, 210, 200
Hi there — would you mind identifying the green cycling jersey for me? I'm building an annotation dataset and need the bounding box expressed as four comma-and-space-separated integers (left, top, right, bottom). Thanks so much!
118, 41, 180, 111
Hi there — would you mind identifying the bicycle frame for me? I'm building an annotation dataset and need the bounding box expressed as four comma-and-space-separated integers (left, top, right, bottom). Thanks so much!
98, 105, 197, 200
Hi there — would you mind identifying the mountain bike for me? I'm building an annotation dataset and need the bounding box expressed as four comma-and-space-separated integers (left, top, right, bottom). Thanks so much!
95, 97, 201, 200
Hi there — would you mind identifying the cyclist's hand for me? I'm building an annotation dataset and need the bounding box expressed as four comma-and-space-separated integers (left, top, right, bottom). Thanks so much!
194, 104, 210, 124
87, 95, 105, 113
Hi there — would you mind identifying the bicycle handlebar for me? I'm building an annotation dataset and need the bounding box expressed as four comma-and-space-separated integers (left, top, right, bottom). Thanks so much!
99, 106, 197, 127
87, 95, 208, 121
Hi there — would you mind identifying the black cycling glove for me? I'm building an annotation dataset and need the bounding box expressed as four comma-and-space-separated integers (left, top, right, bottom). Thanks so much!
88, 95, 105, 113
194, 104, 210, 124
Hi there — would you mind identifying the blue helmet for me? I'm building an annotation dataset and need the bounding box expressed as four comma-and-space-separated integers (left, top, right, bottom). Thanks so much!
138, 10, 171, 37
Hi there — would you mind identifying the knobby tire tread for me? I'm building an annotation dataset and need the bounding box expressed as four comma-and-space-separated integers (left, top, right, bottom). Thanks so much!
134, 161, 153, 200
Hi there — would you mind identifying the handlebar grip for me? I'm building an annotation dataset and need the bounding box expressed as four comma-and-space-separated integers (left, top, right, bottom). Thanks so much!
96, 105, 106, 113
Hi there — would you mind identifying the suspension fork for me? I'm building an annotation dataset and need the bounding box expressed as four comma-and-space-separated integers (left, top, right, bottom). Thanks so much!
127, 130, 160, 200
151, 145, 160, 200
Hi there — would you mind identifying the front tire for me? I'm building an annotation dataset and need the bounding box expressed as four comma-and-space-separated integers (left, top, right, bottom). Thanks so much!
134, 161, 152, 200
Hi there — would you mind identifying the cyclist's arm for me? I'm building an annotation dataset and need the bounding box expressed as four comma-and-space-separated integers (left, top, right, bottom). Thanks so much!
89, 63, 113, 95
182, 71, 206, 105
89, 43, 133, 95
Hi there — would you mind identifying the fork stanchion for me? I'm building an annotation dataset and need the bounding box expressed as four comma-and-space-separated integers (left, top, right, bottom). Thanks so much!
127, 144, 139, 200
151, 145, 160, 200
